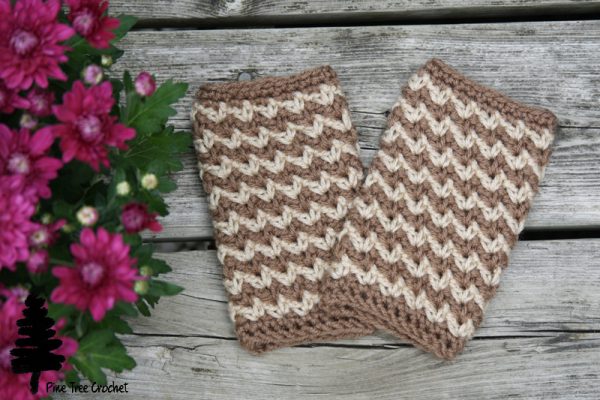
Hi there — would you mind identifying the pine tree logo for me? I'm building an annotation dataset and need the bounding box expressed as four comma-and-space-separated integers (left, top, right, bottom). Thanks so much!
10, 293, 65, 394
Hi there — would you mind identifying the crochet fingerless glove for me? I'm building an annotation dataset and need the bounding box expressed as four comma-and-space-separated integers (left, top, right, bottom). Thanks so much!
325, 59, 558, 359
191, 66, 374, 353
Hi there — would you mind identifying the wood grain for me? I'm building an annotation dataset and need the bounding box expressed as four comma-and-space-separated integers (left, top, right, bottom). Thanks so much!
129, 239, 600, 340
90, 334, 599, 400
111, 21, 600, 239
55, 239, 600, 399
109, 0, 600, 24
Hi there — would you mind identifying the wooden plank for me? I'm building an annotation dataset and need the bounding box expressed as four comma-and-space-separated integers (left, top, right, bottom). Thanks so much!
128, 239, 600, 340
109, 0, 600, 24
149, 126, 600, 239
112, 21, 600, 238
56, 239, 600, 399
55, 334, 600, 399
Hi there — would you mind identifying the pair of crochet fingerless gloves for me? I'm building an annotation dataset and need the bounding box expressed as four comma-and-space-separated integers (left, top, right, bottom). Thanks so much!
190, 59, 557, 359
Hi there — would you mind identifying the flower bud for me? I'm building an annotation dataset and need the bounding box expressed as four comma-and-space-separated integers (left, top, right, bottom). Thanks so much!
141, 173, 158, 190
40, 213, 53, 225
83, 64, 103, 85
101, 54, 113, 68
139, 265, 153, 277
134, 72, 156, 97
116, 181, 131, 196
62, 223, 75, 233
76, 206, 99, 226
134, 280, 149, 295
20, 113, 37, 129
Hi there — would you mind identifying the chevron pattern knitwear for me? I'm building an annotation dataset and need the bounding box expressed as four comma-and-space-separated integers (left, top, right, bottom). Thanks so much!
191, 59, 557, 358
324, 58, 558, 359
191, 66, 375, 353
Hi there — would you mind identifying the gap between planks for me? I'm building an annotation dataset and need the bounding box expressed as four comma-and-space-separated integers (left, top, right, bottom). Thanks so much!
111, 1, 600, 30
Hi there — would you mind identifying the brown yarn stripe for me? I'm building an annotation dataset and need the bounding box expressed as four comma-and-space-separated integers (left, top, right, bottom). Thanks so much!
323, 58, 557, 359
191, 65, 374, 353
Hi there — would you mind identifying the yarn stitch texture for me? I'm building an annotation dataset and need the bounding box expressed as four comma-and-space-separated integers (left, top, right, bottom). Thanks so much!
323, 58, 558, 359
191, 66, 375, 353
191, 60, 557, 359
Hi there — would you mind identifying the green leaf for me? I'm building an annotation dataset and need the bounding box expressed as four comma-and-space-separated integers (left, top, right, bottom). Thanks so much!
73, 329, 136, 384
135, 300, 151, 317
123, 233, 142, 247
64, 369, 81, 386
125, 80, 188, 135
110, 77, 124, 105
147, 257, 172, 275
156, 177, 177, 193
123, 70, 134, 93
78, 330, 114, 353
75, 312, 90, 338
73, 330, 113, 384
50, 160, 95, 204
98, 314, 133, 334
143, 293, 160, 308
124, 129, 191, 174
90, 343, 136, 372
111, 15, 138, 43
148, 279, 184, 297
52, 200, 74, 220
71, 357, 106, 386
48, 303, 77, 321
139, 190, 168, 216
113, 301, 139, 317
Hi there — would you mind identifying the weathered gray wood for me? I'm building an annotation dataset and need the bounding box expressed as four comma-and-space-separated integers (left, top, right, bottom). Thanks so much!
109, 0, 600, 24
148, 126, 600, 239
128, 239, 600, 340
113, 21, 600, 239
55, 239, 600, 399
57, 333, 600, 399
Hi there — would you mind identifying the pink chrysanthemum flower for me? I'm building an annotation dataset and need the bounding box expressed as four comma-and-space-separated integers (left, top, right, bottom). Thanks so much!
0, 291, 78, 400
121, 202, 163, 234
0, 80, 29, 113
0, 0, 75, 90
0, 176, 38, 271
51, 228, 140, 321
0, 125, 62, 200
51, 81, 136, 171
25, 87, 54, 117
66, 0, 120, 49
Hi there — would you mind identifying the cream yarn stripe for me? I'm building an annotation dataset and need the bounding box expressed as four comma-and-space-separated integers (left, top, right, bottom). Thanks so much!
216, 228, 339, 263
405, 73, 554, 149
214, 197, 350, 235
364, 170, 530, 225
383, 122, 545, 178
192, 66, 374, 353
229, 291, 321, 321
224, 260, 327, 295
207, 167, 363, 208
193, 84, 344, 123
328, 254, 476, 338
377, 151, 536, 202
200, 139, 359, 179
194, 110, 354, 154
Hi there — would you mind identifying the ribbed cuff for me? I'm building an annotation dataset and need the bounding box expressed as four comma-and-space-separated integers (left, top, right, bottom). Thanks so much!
420, 58, 558, 132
